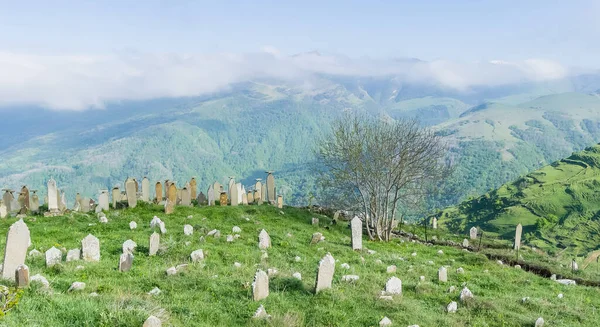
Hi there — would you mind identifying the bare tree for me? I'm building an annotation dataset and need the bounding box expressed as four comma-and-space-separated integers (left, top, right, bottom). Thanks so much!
316, 113, 450, 241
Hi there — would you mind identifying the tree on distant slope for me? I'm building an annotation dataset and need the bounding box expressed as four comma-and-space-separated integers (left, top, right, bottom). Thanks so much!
316, 113, 450, 241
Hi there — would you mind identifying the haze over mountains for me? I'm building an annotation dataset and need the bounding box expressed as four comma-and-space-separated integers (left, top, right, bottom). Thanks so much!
2, 54, 600, 211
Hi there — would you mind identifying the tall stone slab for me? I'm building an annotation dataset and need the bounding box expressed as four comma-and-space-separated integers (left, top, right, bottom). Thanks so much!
141, 177, 150, 202
0, 201, 7, 218
261, 183, 267, 205
149, 232, 160, 256
432, 217, 437, 229
266, 172, 275, 204
1, 219, 30, 280
207, 185, 215, 206
112, 187, 120, 208
59, 190, 67, 212
197, 192, 207, 205
154, 182, 162, 204
228, 178, 235, 201
213, 182, 222, 202
125, 178, 137, 208
81, 234, 100, 262
236, 183, 243, 204
252, 269, 269, 301
165, 183, 177, 214
219, 192, 228, 206
258, 229, 271, 249
47, 178, 59, 212
30, 190, 40, 213
469, 227, 478, 240
315, 253, 335, 293
98, 190, 109, 212
247, 191, 254, 204
351, 216, 363, 251
242, 192, 248, 205
2, 190, 12, 213
254, 180, 262, 202
514, 223, 523, 250
181, 187, 191, 207
19, 186, 30, 214
438, 266, 447, 283
190, 178, 197, 200
277, 195, 283, 209
231, 185, 239, 206
10, 192, 20, 213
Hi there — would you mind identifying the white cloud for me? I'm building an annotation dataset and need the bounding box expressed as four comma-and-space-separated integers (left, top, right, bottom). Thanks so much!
0, 49, 571, 110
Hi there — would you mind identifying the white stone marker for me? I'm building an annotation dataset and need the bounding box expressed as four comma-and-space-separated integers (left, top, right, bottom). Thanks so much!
1, 219, 30, 280
315, 253, 335, 293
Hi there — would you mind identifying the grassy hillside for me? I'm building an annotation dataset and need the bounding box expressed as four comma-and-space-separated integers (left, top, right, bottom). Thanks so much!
436, 144, 600, 255
2, 204, 600, 326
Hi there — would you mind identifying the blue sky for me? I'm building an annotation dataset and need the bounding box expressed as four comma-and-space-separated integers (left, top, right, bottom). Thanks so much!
1, 0, 597, 65
0, 0, 597, 110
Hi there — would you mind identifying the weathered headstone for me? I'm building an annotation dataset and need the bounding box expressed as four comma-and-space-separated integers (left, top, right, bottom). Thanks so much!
1, 219, 30, 280
311, 232, 324, 245
315, 253, 335, 293
237, 183, 243, 205
181, 187, 191, 207
213, 182, 223, 202
45, 247, 62, 267
255, 180, 262, 202
258, 229, 271, 249
385, 276, 402, 295
219, 192, 228, 206
98, 190, 109, 212
0, 201, 7, 218
47, 178, 59, 212
252, 269, 269, 301
469, 227, 478, 240
247, 191, 254, 204
19, 186, 30, 214
197, 192, 207, 205
261, 183, 267, 206
438, 266, 447, 282
122, 239, 137, 254
266, 172, 275, 203
16, 264, 29, 287
125, 178, 137, 208
242, 192, 248, 205
66, 249, 80, 262
143, 315, 162, 327
433, 217, 437, 229
149, 232, 159, 256
119, 253, 134, 272
59, 190, 67, 212
154, 182, 163, 204
231, 185, 239, 206
228, 178, 235, 201
112, 187, 120, 208
165, 183, 177, 214
81, 234, 100, 262
141, 177, 150, 202
351, 216, 363, 251
80, 197, 91, 213
514, 223, 522, 250
190, 178, 197, 200
277, 195, 283, 209
462, 239, 469, 248
30, 190, 40, 213
207, 185, 215, 206
184, 224, 193, 236
2, 190, 12, 213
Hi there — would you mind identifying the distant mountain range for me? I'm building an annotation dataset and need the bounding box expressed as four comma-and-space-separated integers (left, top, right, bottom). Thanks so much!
1, 72, 600, 212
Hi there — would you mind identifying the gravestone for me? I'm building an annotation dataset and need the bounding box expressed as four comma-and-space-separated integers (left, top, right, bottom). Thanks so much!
197, 192, 207, 205
125, 178, 137, 208
254, 190, 262, 205
98, 190, 109, 212
47, 178, 59, 212
433, 217, 437, 229
30, 190, 40, 213
16, 264, 29, 288
237, 183, 243, 205
112, 187, 120, 208
154, 182, 162, 204
181, 187, 191, 207
176, 189, 182, 205
10, 192, 20, 213
1, 219, 30, 280
190, 178, 197, 200
0, 201, 6, 218
242, 192, 248, 205
2, 190, 12, 213
184, 225, 193, 236
141, 177, 150, 202
164, 180, 170, 199
122, 240, 137, 254
315, 253, 335, 293
80, 198, 91, 213
258, 229, 271, 249
255, 180, 262, 202
514, 223, 522, 250
66, 249, 80, 262
207, 185, 215, 206
438, 266, 447, 282
261, 183, 267, 206
462, 239, 469, 248
266, 172, 275, 203
351, 216, 363, 251
81, 234, 100, 262
165, 183, 177, 214
213, 182, 223, 202
228, 178, 235, 201
119, 253, 134, 272
219, 192, 228, 206
385, 277, 402, 295
59, 191, 67, 212
247, 191, 254, 204
231, 185, 239, 206
149, 232, 159, 256
252, 269, 269, 301
277, 195, 283, 209
76, 193, 81, 207
17, 192, 25, 214
469, 227, 478, 240
45, 247, 62, 267
20, 186, 30, 214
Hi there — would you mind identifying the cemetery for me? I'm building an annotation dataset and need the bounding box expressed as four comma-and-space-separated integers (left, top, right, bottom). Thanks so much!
0, 174, 598, 326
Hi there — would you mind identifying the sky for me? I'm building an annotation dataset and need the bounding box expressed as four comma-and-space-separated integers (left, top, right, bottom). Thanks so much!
0, 0, 598, 110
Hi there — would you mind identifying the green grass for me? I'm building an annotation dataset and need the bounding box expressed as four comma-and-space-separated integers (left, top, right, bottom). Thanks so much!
1, 203, 600, 326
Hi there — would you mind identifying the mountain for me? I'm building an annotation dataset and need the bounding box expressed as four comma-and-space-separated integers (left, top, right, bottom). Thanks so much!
1, 75, 600, 211
434, 144, 600, 255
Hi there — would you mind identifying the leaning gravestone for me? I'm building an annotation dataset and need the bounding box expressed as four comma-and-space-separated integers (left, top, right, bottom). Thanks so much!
98, 190, 109, 211
149, 232, 160, 256
81, 234, 100, 262
266, 172, 275, 203
514, 223, 522, 250
219, 192, 228, 206
125, 178, 137, 208
351, 216, 363, 251
315, 253, 335, 293
252, 269, 269, 301
1, 219, 30, 280
141, 177, 150, 202
45, 247, 62, 267
438, 266, 447, 282
154, 182, 163, 204
47, 178, 59, 212
258, 229, 271, 249
469, 227, 478, 240
231, 185, 239, 206
16, 264, 29, 287
119, 253, 134, 272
